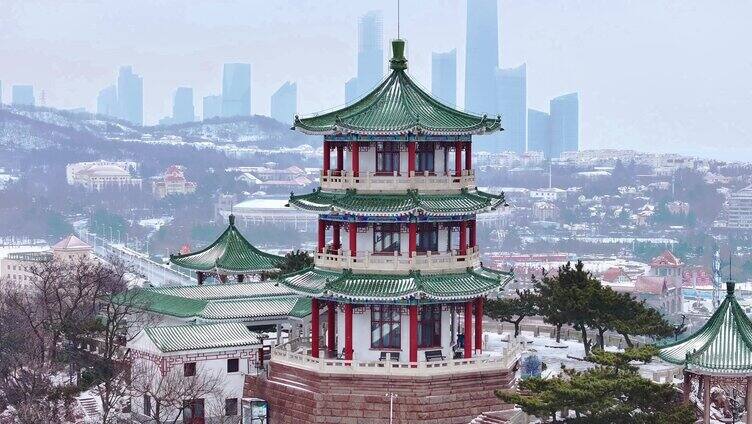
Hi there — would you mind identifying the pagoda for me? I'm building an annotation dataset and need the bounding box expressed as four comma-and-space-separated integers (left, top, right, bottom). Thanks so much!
246, 40, 519, 424
657, 281, 752, 423
169, 214, 283, 284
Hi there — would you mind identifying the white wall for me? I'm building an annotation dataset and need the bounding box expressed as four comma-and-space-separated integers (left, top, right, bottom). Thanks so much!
336, 306, 454, 362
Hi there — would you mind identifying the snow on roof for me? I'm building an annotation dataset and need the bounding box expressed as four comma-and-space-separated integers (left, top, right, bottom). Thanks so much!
52, 234, 90, 251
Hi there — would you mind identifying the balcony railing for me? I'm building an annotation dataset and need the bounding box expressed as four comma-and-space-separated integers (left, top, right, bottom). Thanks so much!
314, 247, 480, 273
320, 170, 475, 192
271, 337, 523, 377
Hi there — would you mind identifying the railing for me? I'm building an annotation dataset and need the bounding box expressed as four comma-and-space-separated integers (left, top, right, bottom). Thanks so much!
315, 247, 480, 273
272, 337, 524, 377
320, 170, 475, 192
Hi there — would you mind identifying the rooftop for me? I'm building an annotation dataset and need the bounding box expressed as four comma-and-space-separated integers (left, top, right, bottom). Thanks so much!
141, 322, 262, 353
657, 282, 752, 374
169, 214, 284, 274
293, 39, 501, 137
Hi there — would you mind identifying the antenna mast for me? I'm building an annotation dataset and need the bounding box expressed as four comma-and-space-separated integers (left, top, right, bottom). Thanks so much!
397, 0, 401, 38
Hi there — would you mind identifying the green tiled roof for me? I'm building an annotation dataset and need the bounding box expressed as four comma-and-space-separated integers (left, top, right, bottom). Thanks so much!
657, 282, 752, 374
288, 189, 505, 216
169, 215, 283, 274
199, 296, 309, 321
293, 40, 501, 136
129, 290, 209, 318
277, 267, 513, 302
143, 322, 261, 353
147, 281, 294, 300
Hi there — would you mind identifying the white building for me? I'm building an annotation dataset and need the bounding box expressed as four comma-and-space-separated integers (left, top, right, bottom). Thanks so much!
128, 322, 261, 423
529, 187, 567, 202
728, 185, 752, 230
66, 160, 142, 191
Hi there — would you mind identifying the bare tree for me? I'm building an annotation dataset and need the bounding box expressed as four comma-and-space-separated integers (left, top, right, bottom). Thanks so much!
130, 361, 223, 424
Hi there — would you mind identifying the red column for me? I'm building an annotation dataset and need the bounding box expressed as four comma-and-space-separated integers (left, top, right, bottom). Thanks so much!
317, 219, 326, 253
407, 141, 416, 176
323, 140, 331, 176
344, 303, 353, 360
351, 141, 360, 177
454, 141, 463, 177
465, 141, 472, 172
469, 219, 477, 249
409, 305, 418, 363
327, 301, 336, 354
408, 222, 417, 258
311, 298, 320, 358
464, 301, 473, 358
336, 146, 344, 172
332, 222, 341, 251
459, 221, 467, 256
475, 297, 484, 354
348, 222, 357, 256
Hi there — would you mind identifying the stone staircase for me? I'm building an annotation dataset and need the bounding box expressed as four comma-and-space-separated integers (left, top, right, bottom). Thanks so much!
75, 396, 102, 423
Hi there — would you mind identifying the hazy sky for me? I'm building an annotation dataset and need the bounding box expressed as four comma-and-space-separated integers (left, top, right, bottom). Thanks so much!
2, 1, 751, 161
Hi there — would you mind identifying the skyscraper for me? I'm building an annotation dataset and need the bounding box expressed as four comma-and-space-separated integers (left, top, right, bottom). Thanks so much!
550, 92, 579, 158
465, 0, 499, 116
431, 49, 457, 107
222, 63, 251, 118
172, 87, 195, 124
344, 10, 384, 103
202, 95, 222, 121
11, 85, 34, 106
117, 66, 143, 126
97, 85, 118, 117
495, 64, 526, 154
345, 78, 360, 104
270, 81, 297, 125
527, 108, 551, 158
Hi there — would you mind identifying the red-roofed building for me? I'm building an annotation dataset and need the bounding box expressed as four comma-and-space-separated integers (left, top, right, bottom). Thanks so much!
152, 165, 196, 199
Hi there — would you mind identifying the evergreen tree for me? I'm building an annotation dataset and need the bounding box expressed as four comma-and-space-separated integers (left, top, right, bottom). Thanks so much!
485, 289, 539, 337
497, 346, 695, 423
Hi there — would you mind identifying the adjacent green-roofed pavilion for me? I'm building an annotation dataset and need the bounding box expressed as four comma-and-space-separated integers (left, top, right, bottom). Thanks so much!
293, 39, 501, 136
278, 266, 512, 302
656, 281, 752, 423
288, 188, 505, 216
169, 214, 283, 283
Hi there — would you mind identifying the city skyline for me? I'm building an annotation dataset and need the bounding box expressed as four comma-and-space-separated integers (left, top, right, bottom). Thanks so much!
1, 1, 751, 160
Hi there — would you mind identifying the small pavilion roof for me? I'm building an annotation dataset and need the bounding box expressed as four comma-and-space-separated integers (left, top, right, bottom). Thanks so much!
288, 188, 505, 217
293, 39, 501, 137
656, 282, 752, 374
53, 234, 90, 251
278, 267, 513, 302
169, 214, 283, 274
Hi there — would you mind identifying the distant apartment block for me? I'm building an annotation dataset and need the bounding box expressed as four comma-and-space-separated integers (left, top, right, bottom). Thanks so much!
431, 49, 457, 107
728, 185, 752, 229
66, 160, 142, 191
97, 85, 118, 117
117, 66, 144, 126
202, 95, 222, 120
270, 81, 297, 125
152, 165, 196, 199
12, 85, 34, 106
222, 63, 251, 117
1, 235, 92, 291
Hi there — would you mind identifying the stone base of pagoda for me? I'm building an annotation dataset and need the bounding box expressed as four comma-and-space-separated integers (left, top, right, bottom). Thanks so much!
245, 360, 517, 424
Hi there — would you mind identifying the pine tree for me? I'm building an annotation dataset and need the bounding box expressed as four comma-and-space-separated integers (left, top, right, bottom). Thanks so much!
485, 289, 539, 337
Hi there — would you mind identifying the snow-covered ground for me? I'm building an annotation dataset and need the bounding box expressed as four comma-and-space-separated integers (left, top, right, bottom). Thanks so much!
483, 330, 680, 381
